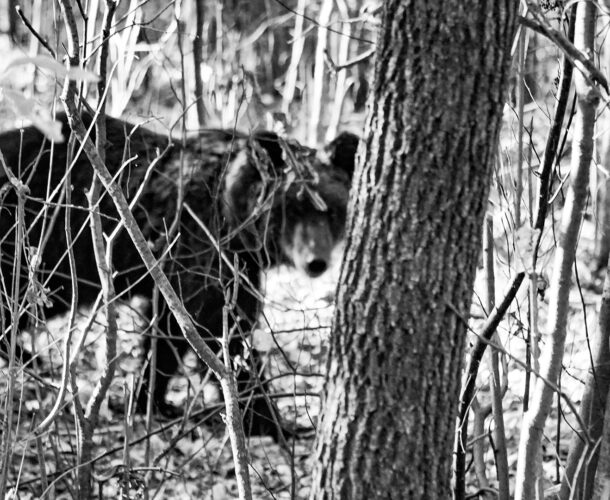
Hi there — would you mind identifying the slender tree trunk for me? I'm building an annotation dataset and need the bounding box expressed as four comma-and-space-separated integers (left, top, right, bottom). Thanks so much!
593, 383, 610, 499
309, 1, 517, 499
596, 35, 610, 269
515, 3, 600, 499
559, 252, 610, 499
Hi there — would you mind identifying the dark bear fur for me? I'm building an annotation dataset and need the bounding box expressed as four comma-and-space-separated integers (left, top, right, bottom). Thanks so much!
0, 113, 357, 437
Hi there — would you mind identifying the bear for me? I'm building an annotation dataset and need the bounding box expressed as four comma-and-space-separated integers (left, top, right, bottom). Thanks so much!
0, 112, 357, 438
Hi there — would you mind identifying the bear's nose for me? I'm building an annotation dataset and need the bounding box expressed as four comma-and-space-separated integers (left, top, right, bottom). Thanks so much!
307, 259, 328, 277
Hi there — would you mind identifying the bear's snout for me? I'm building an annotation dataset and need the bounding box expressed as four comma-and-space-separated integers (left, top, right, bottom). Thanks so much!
285, 217, 334, 278
306, 258, 328, 277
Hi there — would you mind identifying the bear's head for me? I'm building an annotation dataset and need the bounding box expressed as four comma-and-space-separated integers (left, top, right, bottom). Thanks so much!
222, 131, 358, 277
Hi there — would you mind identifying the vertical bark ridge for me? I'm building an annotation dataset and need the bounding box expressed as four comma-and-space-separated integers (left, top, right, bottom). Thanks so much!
311, 2, 517, 499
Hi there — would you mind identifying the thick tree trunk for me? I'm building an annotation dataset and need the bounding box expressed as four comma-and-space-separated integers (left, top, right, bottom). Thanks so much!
309, 1, 517, 499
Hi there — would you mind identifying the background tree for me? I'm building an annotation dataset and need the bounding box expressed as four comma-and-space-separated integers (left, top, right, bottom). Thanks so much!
310, 1, 517, 498
515, 3, 601, 498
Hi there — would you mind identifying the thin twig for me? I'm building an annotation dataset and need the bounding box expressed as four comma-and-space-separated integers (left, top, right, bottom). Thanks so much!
270, 0, 374, 44
15, 5, 56, 58
519, 14, 608, 93
324, 47, 375, 72
455, 272, 525, 500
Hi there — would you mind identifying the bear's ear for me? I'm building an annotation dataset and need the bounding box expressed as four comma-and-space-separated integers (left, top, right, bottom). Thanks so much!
251, 131, 285, 170
222, 131, 288, 224
325, 132, 359, 178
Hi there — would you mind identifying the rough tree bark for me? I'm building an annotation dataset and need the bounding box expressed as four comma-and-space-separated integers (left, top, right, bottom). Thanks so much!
309, 1, 517, 499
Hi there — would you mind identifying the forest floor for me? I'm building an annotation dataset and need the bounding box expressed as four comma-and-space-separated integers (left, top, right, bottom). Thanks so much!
3, 217, 603, 499
3, 257, 339, 499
